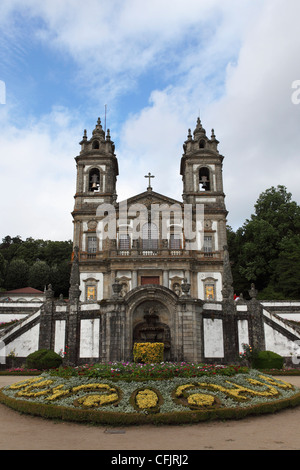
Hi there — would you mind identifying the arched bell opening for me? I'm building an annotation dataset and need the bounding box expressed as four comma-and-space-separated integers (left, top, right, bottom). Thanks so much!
199, 167, 210, 191
89, 168, 100, 192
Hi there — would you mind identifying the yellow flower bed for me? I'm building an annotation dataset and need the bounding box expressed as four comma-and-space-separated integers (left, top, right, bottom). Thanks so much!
15, 379, 54, 398
258, 375, 293, 389
133, 342, 164, 363
175, 384, 194, 397
198, 379, 279, 401
72, 383, 115, 394
187, 393, 215, 407
8, 377, 45, 390
135, 389, 159, 410
77, 392, 119, 408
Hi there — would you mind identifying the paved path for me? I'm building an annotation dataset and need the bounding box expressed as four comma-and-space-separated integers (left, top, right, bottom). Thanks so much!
0, 375, 300, 451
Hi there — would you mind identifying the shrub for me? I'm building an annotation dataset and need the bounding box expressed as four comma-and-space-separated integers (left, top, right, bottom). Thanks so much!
133, 342, 164, 363
25, 349, 62, 370
252, 350, 284, 370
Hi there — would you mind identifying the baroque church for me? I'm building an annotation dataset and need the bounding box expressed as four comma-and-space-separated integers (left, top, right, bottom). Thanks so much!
1, 117, 300, 366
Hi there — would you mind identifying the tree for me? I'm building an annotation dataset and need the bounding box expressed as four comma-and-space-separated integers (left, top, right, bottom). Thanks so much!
28, 260, 51, 291
5, 259, 29, 290
0, 236, 73, 295
49, 260, 71, 297
274, 235, 300, 299
228, 185, 300, 299
0, 253, 7, 289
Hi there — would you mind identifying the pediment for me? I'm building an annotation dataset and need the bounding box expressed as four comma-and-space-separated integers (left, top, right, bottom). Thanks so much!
117, 190, 183, 210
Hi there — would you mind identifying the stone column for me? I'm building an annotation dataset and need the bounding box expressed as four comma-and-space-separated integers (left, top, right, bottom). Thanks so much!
132, 270, 138, 289
247, 284, 266, 351
39, 284, 54, 350
176, 297, 203, 362
221, 245, 239, 363
163, 270, 169, 288
66, 246, 81, 365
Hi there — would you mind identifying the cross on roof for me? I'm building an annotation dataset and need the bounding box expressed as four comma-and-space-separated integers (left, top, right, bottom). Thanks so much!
145, 172, 155, 190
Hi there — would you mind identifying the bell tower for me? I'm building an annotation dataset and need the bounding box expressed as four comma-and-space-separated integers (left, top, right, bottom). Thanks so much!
72, 117, 119, 250
180, 117, 228, 271
74, 117, 118, 207
180, 117, 225, 209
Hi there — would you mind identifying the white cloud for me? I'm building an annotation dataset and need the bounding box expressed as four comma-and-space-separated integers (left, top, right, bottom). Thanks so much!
0, 106, 82, 240
1, 0, 300, 242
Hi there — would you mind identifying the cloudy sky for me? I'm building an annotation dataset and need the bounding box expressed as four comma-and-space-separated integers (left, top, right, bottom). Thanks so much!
1, 0, 300, 241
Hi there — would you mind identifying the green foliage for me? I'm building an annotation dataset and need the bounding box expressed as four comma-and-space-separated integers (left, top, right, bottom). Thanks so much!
49, 362, 248, 380
28, 261, 51, 290
25, 349, 63, 370
238, 343, 258, 366
0, 236, 72, 295
228, 185, 300, 299
252, 351, 284, 370
5, 259, 29, 290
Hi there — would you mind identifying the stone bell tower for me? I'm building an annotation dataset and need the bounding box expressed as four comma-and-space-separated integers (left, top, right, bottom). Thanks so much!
72, 117, 119, 250
180, 117, 228, 262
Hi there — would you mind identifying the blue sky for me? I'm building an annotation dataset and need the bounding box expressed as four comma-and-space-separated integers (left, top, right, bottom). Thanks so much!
1, 0, 300, 241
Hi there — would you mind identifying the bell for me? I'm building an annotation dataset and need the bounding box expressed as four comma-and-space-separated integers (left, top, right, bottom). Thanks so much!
91, 173, 99, 190
200, 175, 208, 187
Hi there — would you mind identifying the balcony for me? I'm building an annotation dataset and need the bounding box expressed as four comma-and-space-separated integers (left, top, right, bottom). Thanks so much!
79, 249, 221, 261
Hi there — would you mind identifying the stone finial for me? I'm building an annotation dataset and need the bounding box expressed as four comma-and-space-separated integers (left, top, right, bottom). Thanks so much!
249, 283, 258, 300
92, 117, 105, 138
45, 284, 54, 300
193, 117, 206, 140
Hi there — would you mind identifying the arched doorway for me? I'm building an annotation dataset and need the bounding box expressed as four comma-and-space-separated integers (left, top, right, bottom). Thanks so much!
132, 302, 171, 360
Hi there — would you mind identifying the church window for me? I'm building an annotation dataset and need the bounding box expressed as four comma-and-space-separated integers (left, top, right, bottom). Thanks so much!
170, 233, 181, 250
199, 139, 206, 149
87, 236, 97, 253
204, 235, 213, 255
141, 223, 158, 251
199, 167, 210, 191
89, 168, 100, 191
119, 234, 130, 250
92, 140, 99, 149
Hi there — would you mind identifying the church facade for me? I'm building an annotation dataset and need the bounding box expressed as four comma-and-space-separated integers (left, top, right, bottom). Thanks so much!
68, 116, 233, 363
1, 117, 300, 367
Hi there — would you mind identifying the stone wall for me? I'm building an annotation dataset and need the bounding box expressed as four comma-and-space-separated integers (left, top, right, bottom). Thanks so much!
1, 294, 300, 368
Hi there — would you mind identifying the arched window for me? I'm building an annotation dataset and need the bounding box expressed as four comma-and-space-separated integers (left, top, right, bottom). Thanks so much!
142, 222, 158, 251
199, 139, 206, 149
92, 140, 99, 149
89, 168, 100, 191
199, 167, 210, 191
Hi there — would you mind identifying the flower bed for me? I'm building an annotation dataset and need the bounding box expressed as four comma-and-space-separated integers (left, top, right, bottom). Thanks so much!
1, 367, 300, 425
48, 361, 249, 379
